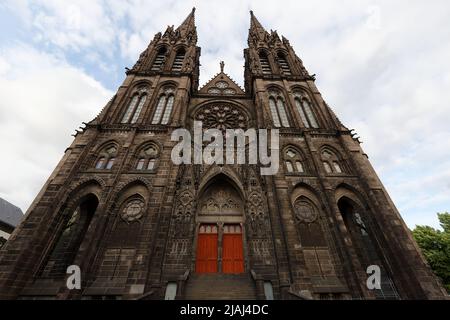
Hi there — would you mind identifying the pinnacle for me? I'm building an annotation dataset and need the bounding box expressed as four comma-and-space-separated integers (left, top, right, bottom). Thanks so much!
249, 10, 268, 36
177, 7, 196, 36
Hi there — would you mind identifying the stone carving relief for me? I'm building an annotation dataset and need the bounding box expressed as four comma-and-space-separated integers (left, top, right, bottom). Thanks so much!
121, 198, 145, 223
246, 169, 270, 239
173, 190, 194, 237
200, 186, 242, 215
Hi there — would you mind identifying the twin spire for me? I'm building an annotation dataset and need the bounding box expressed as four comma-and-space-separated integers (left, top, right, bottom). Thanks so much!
131, 9, 293, 77
169, 8, 272, 45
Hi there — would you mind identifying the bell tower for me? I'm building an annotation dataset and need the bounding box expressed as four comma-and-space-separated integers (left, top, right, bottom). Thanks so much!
98, 8, 200, 127
242, 11, 448, 300
244, 11, 343, 131
129, 7, 200, 90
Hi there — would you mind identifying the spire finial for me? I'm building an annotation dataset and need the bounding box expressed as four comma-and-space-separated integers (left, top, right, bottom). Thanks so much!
176, 7, 197, 39
248, 10, 268, 40
220, 61, 225, 73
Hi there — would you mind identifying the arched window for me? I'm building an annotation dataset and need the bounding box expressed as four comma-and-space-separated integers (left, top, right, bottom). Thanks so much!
95, 144, 118, 170
151, 47, 167, 71
152, 87, 175, 125
284, 147, 306, 174
277, 52, 291, 75
321, 148, 344, 174
286, 161, 294, 173
292, 196, 337, 282
269, 97, 281, 127
172, 48, 186, 72
259, 51, 271, 74
136, 158, 145, 170
40, 194, 98, 277
95, 157, 105, 169
293, 91, 319, 129
121, 86, 149, 124
338, 196, 399, 299
268, 90, 290, 128
135, 144, 159, 171
293, 198, 326, 246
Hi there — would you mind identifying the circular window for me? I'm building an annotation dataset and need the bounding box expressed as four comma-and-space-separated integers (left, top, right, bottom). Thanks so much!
294, 200, 318, 223
207, 88, 221, 94
121, 199, 145, 223
216, 81, 228, 89
223, 88, 236, 95
195, 103, 248, 131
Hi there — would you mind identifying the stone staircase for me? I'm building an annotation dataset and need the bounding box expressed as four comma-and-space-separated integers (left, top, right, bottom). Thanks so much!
183, 273, 257, 300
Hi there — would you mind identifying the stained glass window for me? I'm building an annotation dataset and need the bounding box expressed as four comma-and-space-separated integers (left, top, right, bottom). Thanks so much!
293, 92, 320, 129
296, 161, 304, 173
161, 96, 174, 125
130, 94, 147, 124
269, 97, 281, 127
321, 149, 344, 174
284, 147, 306, 174
135, 145, 159, 171
95, 157, 105, 169
277, 98, 290, 127
136, 158, 145, 170
303, 100, 319, 128
152, 95, 166, 124
152, 87, 175, 125
295, 98, 310, 128
106, 158, 115, 170
147, 159, 156, 170
121, 95, 138, 123
323, 162, 332, 173
286, 161, 294, 172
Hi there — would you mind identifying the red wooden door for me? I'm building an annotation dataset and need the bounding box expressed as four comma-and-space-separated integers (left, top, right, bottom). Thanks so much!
196, 225, 218, 273
222, 225, 244, 274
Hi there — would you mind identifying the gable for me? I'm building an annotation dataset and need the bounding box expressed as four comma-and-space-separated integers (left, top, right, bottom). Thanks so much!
199, 72, 245, 96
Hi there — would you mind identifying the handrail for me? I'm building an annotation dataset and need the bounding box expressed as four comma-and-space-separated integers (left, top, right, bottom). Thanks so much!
287, 289, 312, 300
134, 290, 154, 300
180, 269, 190, 281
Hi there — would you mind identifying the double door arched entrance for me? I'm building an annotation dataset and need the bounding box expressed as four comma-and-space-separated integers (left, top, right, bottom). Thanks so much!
196, 224, 244, 274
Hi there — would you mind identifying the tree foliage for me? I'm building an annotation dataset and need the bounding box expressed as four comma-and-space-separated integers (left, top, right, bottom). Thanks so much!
412, 212, 450, 293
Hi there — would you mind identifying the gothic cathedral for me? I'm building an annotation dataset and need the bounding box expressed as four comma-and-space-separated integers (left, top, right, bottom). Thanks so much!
0, 9, 447, 300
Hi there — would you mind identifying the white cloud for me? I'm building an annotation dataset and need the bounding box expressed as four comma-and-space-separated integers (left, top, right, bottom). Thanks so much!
0, 45, 112, 211
1, 0, 450, 229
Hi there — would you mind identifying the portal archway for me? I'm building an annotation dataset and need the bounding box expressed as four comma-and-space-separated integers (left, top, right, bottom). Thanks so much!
195, 175, 245, 274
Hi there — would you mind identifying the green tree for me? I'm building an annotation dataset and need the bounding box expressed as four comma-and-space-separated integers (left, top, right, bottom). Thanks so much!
412, 212, 450, 293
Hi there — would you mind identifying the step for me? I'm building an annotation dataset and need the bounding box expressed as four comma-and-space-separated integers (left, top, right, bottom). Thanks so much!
183, 273, 257, 300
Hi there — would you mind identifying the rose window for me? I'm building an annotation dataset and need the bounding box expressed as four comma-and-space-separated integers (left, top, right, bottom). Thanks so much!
121, 199, 145, 223
195, 104, 248, 131
294, 200, 318, 223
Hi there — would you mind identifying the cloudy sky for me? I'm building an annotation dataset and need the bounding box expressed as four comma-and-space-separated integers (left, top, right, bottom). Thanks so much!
0, 0, 449, 229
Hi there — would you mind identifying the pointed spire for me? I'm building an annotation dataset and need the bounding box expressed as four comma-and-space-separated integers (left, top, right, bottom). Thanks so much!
249, 10, 267, 35
176, 7, 197, 38
248, 10, 269, 46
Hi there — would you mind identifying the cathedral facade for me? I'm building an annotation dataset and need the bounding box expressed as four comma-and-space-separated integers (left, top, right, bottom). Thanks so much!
0, 9, 447, 300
